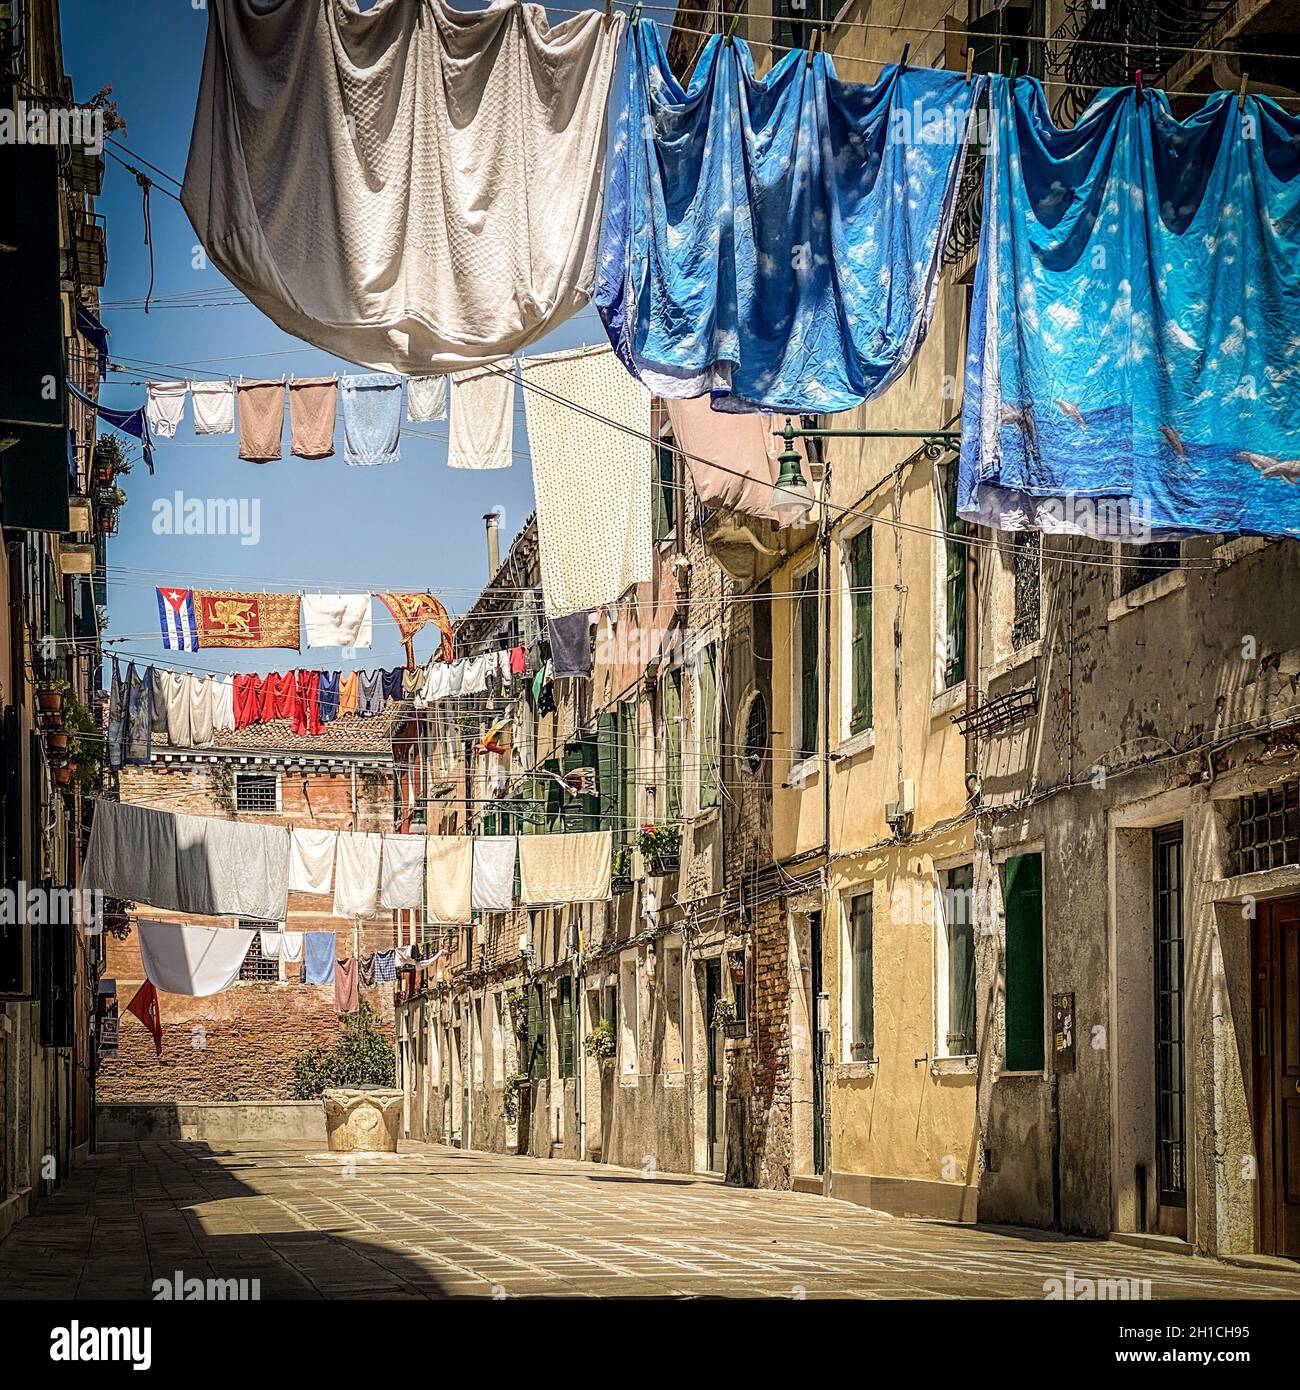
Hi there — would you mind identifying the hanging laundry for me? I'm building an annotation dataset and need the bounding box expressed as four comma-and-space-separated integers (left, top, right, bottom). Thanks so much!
547, 611, 594, 679
160, 670, 191, 747
510, 646, 526, 677
188, 673, 215, 747
402, 667, 423, 700
338, 671, 360, 719
195, 590, 300, 649
236, 379, 285, 463
212, 674, 235, 733
180, 817, 291, 920
357, 669, 384, 717
149, 667, 169, 735
317, 670, 340, 724
125, 980, 163, 1056
332, 831, 382, 920
334, 955, 360, 1013
156, 587, 199, 651
359, 952, 378, 988
374, 948, 398, 984
339, 374, 403, 467
258, 671, 296, 722
425, 835, 473, 924
406, 376, 448, 423
303, 931, 336, 986
448, 364, 515, 469
289, 827, 337, 895
77, 304, 110, 378
126, 664, 152, 764
258, 927, 284, 958
471, 836, 516, 912
137, 920, 258, 997
519, 830, 612, 905
521, 345, 652, 619
68, 381, 155, 474
84, 802, 181, 909
279, 931, 304, 964
459, 654, 490, 696
190, 379, 236, 435
302, 593, 372, 650
183, 1, 623, 373
292, 669, 321, 736
598, 29, 983, 413
381, 667, 404, 702
665, 395, 809, 525
232, 672, 259, 728
287, 376, 338, 459
145, 381, 188, 439
961, 78, 1300, 538
107, 661, 126, 771
376, 593, 455, 663
380, 834, 426, 910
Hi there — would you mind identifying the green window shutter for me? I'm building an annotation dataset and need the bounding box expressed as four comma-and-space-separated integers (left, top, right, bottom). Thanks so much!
528, 981, 550, 1080
544, 758, 563, 830
799, 570, 820, 759
619, 704, 638, 839
653, 434, 675, 541
943, 465, 968, 689
1004, 853, 1044, 1071
945, 864, 975, 1055
849, 893, 874, 1061
558, 976, 574, 1078
849, 531, 872, 734
664, 671, 682, 819
596, 711, 618, 831
699, 645, 718, 809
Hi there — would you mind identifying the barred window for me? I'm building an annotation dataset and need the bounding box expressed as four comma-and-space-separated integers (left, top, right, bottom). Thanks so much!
1119, 541, 1181, 597
1230, 782, 1300, 877
1011, 532, 1041, 650
234, 772, 280, 813
237, 922, 280, 982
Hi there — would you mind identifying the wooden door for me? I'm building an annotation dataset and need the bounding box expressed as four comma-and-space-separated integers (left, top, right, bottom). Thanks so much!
1253, 898, 1300, 1257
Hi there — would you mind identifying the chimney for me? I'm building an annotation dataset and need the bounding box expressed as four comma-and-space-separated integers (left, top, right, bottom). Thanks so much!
483, 511, 501, 578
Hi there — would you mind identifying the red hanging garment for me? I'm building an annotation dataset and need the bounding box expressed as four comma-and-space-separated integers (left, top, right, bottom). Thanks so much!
233, 673, 259, 728
292, 669, 321, 736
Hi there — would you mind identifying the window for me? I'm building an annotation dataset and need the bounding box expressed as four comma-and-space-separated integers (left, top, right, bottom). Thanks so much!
492, 993, 506, 1084
1003, 852, 1044, 1072
1230, 780, 1300, 875
663, 668, 683, 819
472, 995, 485, 1086
1153, 825, 1186, 1205
1119, 540, 1181, 597
234, 772, 280, 813
556, 975, 576, 1079
619, 702, 638, 839
794, 564, 820, 763
662, 938, 684, 1071
697, 643, 719, 810
1011, 531, 1041, 650
619, 953, 639, 1074
654, 425, 676, 541
937, 865, 976, 1057
739, 688, 768, 776
526, 980, 549, 1081
942, 464, 968, 688
844, 527, 872, 735
844, 892, 874, 1062
237, 922, 279, 982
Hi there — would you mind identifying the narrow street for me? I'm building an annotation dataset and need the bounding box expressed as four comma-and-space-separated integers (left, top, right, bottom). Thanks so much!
2, 1142, 1298, 1301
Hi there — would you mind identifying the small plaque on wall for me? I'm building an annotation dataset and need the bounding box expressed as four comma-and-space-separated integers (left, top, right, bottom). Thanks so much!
1052, 992, 1076, 1073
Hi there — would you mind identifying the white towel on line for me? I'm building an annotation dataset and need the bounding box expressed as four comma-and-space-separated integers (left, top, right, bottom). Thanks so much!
280, 931, 304, 963
138, 920, 257, 997
145, 381, 188, 438
333, 831, 382, 920
471, 836, 516, 912
188, 674, 214, 748
518, 830, 612, 905
190, 379, 235, 434
289, 827, 337, 896
380, 834, 426, 909
302, 593, 373, 649
212, 674, 236, 732
406, 375, 447, 422
425, 835, 473, 924
448, 364, 515, 469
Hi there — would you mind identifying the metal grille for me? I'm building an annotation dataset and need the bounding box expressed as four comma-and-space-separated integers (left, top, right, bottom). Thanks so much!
237, 923, 279, 983
1011, 532, 1041, 650
1119, 541, 1181, 596
943, 150, 984, 268
234, 773, 278, 813
1231, 781, 1300, 876
1153, 826, 1186, 1203
741, 690, 769, 776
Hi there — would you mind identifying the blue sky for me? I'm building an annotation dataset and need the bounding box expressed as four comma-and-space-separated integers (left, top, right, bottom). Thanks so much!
62, 0, 611, 676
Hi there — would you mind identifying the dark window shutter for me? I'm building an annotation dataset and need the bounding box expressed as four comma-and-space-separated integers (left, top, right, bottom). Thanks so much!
799, 570, 820, 758
698, 645, 718, 809
850, 893, 874, 1060
850, 531, 872, 734
663, 671, 682, 818
1004, 853, 1044, 1071
558, 976, 574, 1078
596, 712, 618, 832
944, 466, 968, 688
531, 981, 549, 1080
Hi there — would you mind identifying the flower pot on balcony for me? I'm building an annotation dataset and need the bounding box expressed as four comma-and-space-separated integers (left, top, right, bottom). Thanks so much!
54, 764, 75, 787
37, 688, 63, 715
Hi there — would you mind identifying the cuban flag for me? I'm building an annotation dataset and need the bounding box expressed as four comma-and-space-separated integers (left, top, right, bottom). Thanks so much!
156, 587, 199, 651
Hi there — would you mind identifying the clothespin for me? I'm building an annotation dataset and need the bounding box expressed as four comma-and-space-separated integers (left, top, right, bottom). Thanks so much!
899, 43, 910, 69
806, 28, 821, 69
630, 1, 641, 24
725, 13, 740, 45
1008, 57, 1018, 83
1237, 71, 1249, 109
1134, 68, 1144, 106
965, 45, 974, 84
603, 0, 612, 27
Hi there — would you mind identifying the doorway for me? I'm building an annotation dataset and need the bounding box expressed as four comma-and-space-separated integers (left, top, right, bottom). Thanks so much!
704, 956, 722, 1173
1252, 896, 1300, 1257
810, 910, 825, 1174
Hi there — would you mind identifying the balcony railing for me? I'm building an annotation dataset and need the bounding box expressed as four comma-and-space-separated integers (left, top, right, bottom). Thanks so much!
73, 211, 107, 288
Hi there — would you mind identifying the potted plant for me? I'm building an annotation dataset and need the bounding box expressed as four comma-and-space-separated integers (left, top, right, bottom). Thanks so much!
54, 763, 76, 787
611, 842, 634, 893
712, 998, 744, 1038
96, 485, 127, 512
37, 678, 67, 717
637, 820, 681, 875
583, 1016, 616, 1063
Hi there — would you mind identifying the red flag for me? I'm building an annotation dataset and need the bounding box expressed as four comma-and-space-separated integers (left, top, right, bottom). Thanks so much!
125, 981, 163, 1057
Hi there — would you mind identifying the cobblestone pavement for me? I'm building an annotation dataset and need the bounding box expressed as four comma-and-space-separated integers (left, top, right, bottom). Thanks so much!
2, 1141, 1299, 1300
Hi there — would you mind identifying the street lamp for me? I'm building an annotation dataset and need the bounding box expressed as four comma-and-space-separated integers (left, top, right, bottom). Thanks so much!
772, 417, 815, 521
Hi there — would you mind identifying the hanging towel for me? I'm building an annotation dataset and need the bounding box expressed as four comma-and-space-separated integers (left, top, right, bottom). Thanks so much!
332, 831, 382, 920
406, 375, 448, 423
212, 674, 236, 732
280, 931, 304, 964
259, 927, 283, 958
190, 379, 235, 435
302, 593, 373, 649
317, 670, 340, 723
107, 661, 126, 771
448, 363, 515, 469
137, 920, 257, 997
547, 610, 594, 679
597, 29, 983, 413
339, 373, 403, 466
521, 346, 652, 618
338, 671, 359, 718
182, 1, 622, 374
380, 834, 426, 909
289, 827, 337, 895
374, 948, 398, 984
471, 836, 516, 912
188, 674, 214, 748
359, 952, 377, 987
961, 77, 1300, 538
402, 667, 423, 699
292, 669, 322, 736
145, 381, 188, 438
236, 379, 285, 462
161, 670, 192, 747
303, 931, 336, 986
149, 666, 170, 735
126, 664, 153, 764
334, 955, 360, 1013
83, 802, 181, 909
194, 818, 291, 920
519, 830, 612, 905
232, 673, 259, 728
425, 835, 473, 924
286, 375, 338, 460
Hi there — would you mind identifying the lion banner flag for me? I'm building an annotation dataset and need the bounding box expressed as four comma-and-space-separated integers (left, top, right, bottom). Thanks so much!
194, 590, 301, 649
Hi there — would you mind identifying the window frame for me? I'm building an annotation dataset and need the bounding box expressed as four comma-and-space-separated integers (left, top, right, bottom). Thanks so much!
236, 920, 282, 983
936, 462, 969, 693
841, 890, 875, 1064
1000, 848, 1046, 1076
233, 770, 281, 814
934, 861, 977, 1062
791, 556, 821, 777
618, 951, 639, 1076
695, 639, 719, 812
662, 665, 683, 821
839, 520, 874, 742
